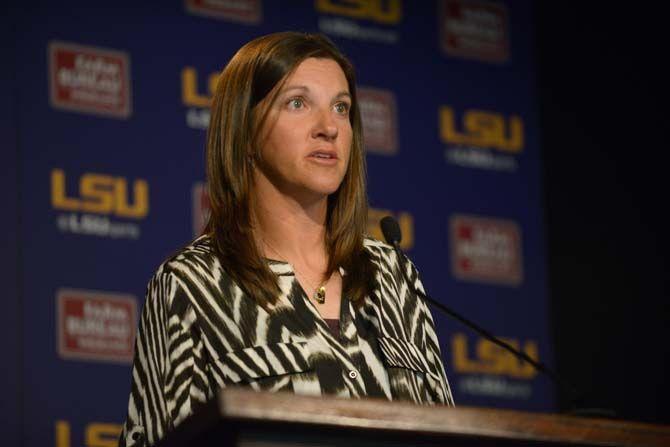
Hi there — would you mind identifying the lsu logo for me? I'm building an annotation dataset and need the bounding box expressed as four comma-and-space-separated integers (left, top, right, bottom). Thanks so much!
439, 106, 523, 153
181, 66, 220, 129
181, 66, 218, 107
55, 420, 121, 447
367, 208, 414, 250
51, 169, 149, 219
451, 332, 538, 379
316, 0, 402, 24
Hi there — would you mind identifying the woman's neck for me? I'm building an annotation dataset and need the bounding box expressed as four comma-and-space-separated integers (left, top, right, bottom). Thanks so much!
252, 175, 329, 269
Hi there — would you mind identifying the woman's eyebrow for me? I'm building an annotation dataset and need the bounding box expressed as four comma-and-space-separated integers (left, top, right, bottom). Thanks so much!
334, 91, 352, 101
280, 85, 351, 100
280, 85, 310, 94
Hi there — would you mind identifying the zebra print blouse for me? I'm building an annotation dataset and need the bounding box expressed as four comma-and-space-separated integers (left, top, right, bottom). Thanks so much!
119, 236, 454, 446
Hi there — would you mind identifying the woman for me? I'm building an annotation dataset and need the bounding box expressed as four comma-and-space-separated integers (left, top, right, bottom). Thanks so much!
120, 31, 453, 447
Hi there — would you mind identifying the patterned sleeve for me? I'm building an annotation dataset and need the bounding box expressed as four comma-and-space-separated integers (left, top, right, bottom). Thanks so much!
407, 259, 455, 406
119, 271, 210, 446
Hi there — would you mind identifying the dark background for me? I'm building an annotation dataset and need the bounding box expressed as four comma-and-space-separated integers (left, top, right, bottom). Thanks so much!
537, 4, 669, 423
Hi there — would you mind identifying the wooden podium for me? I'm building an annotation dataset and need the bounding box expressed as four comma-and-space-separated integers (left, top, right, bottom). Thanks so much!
157, 388, 670, 447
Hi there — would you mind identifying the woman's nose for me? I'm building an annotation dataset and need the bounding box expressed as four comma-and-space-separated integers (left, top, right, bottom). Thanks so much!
312, 108, 338, 140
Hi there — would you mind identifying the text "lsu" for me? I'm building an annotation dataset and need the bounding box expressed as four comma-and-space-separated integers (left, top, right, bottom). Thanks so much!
51, 169, 149, 219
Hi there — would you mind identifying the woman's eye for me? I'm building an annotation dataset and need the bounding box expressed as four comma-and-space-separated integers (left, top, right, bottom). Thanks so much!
288, 98, 304, 109
334, 102, 350, 114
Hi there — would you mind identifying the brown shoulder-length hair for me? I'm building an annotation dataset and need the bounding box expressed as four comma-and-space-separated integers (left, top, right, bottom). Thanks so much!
204, 31, 376, 307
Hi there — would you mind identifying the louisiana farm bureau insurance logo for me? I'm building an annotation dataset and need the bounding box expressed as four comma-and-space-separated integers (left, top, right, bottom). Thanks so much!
51, 169, 149, 239
440, 105, 523, 172
449, 214, 522, 286
184, 0, 262, 24
57, 288, 137, 363
48, 41, 131, 118
316, 0, 402, 44
438, 0, 509, 63
358, 87, 398, 155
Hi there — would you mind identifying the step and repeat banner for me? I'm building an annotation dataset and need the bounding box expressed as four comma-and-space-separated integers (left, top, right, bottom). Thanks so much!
9, 1, 552, 445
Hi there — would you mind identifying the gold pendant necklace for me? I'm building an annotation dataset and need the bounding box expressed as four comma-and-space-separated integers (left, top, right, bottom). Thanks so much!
262, 237, 329, 304
314, 285, 326, 304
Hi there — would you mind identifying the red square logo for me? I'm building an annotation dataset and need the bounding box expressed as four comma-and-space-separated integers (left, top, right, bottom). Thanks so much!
57, 289, 137, 363
358, 87, 398, 155
439, 0, 509, 63
450, 215, 522, 285
185, 0, 262, 24
49, 41, 132, 118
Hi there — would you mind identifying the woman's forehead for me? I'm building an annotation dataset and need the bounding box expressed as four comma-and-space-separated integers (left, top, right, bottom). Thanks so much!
281, 58, 349, 91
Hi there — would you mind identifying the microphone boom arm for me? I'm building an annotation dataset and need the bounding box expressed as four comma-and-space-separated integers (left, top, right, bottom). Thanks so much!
380, 215, 579, 405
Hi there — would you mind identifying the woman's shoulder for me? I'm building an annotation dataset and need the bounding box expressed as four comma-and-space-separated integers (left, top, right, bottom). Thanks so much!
145, 235, 239, 316
363, 236, 398, 264
362, 235, 422, 279
153, 234, 221, 282
363, 235, 410, 277
363, 235, 394, 253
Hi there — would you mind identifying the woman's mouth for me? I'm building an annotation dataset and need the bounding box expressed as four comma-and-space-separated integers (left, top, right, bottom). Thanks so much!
308, 150, 338, 164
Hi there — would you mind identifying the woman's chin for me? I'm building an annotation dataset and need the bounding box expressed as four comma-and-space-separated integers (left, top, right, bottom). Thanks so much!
310, 180, 345, 197
289, 174, 344, 198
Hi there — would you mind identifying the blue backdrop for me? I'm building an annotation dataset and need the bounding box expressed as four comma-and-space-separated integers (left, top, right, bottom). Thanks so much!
5, 1, 553, 445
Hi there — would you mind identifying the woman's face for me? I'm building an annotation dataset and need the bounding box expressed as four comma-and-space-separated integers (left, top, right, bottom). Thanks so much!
255, 57, 353, 201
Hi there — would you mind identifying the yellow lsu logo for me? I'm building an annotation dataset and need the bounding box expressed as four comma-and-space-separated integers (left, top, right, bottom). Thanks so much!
439, 106, 524, 153
316, 0, 402, 25
451, 333, 539, 379
51, 169, 149, 219
367, 208, 414, 250
181, 66, 219, 107
55, 420, 121, 447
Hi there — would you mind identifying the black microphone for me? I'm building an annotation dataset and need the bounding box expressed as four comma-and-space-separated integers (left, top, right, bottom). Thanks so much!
380, 215, 403, 247
379, 215, 590, 413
